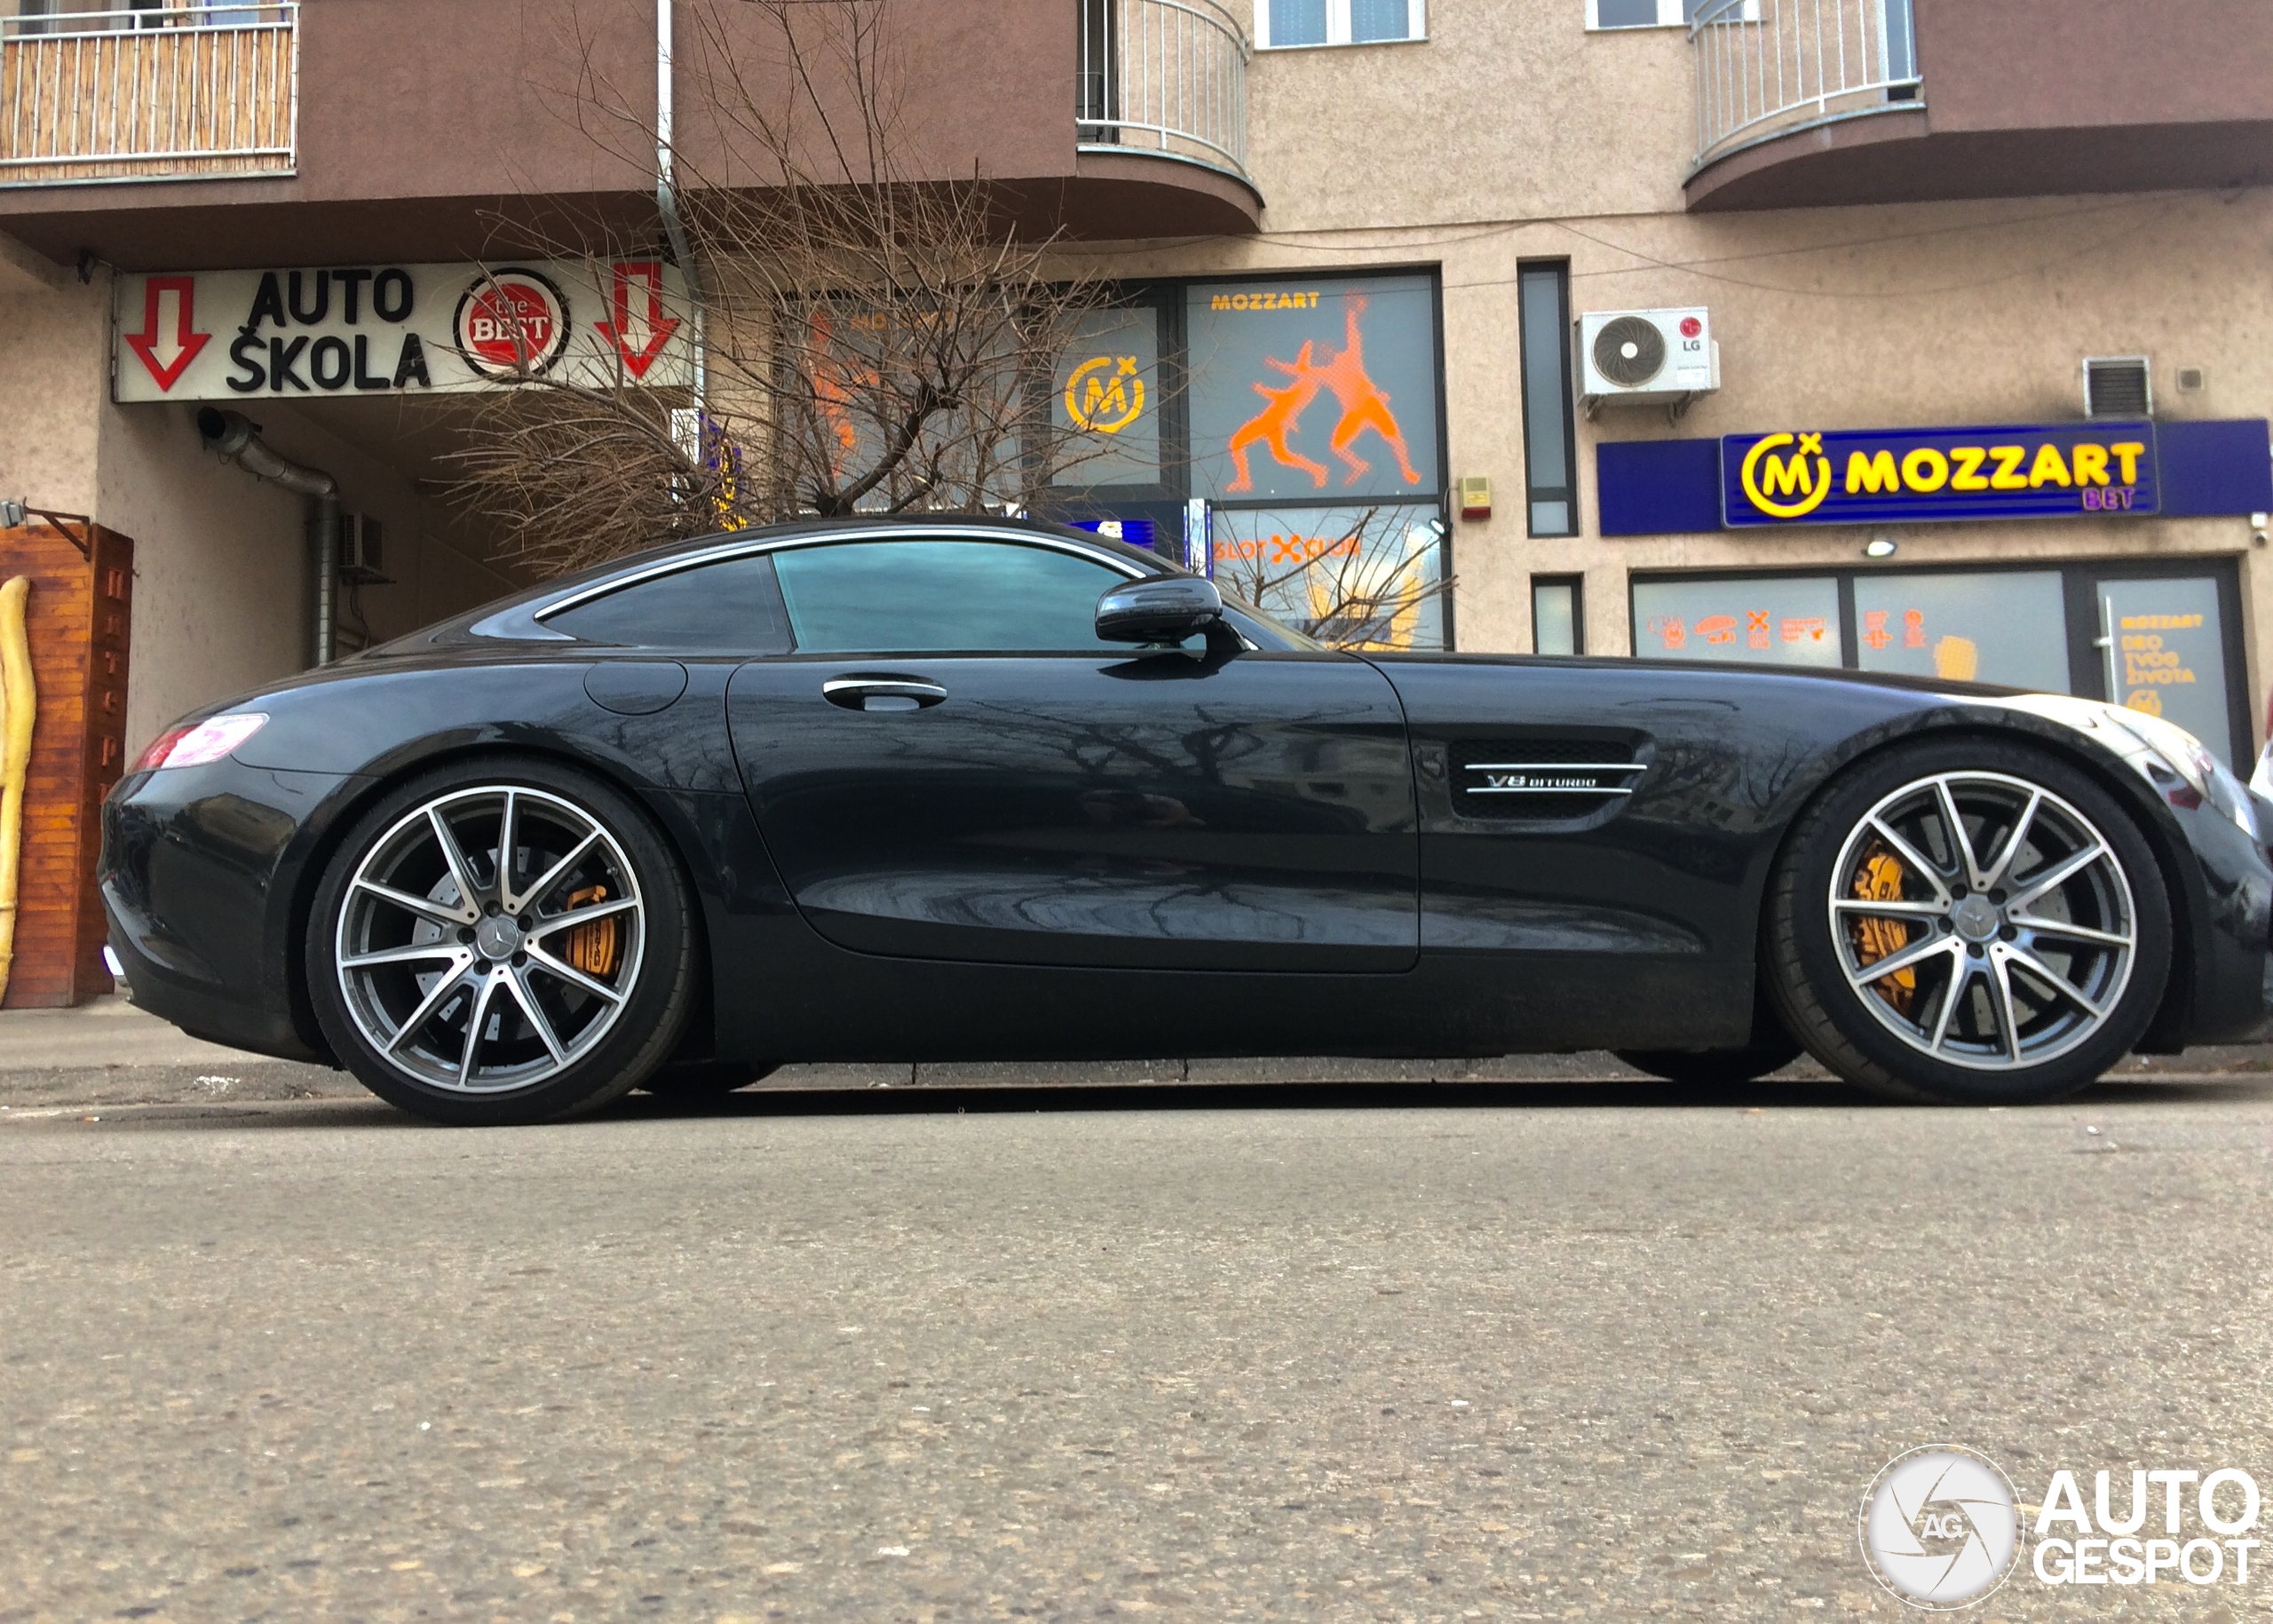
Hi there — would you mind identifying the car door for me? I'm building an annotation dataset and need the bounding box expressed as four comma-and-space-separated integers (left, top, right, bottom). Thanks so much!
724, 533, 1418, 971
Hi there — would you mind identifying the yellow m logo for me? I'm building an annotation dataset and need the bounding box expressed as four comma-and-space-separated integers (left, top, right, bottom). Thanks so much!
1065, 355, 1145, 434
1739, 432, 1833, 519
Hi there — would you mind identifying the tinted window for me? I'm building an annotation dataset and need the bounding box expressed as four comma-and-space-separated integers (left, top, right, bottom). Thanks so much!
546, 553, 793, 652
771, 540, 1131, 653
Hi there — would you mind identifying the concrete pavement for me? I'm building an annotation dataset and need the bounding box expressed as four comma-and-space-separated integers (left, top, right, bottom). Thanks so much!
4, 1028, 2270, 1620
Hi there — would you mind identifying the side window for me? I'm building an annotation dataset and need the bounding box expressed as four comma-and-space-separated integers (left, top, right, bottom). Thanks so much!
771, 540, 1131, 654
545, 552, 794, 652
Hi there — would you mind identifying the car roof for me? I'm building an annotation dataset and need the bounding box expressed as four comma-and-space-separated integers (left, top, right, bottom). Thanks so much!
371, 515, 1177, 654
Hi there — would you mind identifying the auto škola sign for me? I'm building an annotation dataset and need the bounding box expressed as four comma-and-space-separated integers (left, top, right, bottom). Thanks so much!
112, 261, 695, 402
1722, 423, 2159, 527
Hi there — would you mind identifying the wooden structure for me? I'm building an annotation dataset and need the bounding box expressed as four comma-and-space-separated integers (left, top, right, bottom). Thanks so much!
0, 520, 132, 1009
0, 4, 297, 188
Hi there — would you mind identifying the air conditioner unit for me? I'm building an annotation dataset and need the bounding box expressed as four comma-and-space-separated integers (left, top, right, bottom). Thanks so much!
1577, 307, 1719, 414
337, 512, 384, 580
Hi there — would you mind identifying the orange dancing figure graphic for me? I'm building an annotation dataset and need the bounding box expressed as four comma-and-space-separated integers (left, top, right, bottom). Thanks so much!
1225, 339, 1329, 492
804, 306, 873, 481
1302, 296, 1422, 487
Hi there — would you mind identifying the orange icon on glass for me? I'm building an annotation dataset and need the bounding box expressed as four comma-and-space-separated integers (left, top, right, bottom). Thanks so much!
1224, 296, 1421, 492
1226, 340, 1327, 492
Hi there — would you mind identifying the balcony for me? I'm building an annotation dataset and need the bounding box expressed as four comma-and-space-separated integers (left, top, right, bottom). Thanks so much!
1687, 0, 1920, 196
1070, 0, 1259, 235
1, 3, 296, 189
0, 0, 1255, 266
1685, 0, 2273, 211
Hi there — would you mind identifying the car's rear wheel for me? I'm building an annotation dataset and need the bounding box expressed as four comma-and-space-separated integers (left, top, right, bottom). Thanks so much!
1765, 739, 2171, 1105
306, 757, 698, 1125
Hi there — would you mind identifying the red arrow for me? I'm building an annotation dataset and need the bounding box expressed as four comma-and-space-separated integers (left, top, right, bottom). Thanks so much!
594, 261, 679, 379
123, 275, 211, 391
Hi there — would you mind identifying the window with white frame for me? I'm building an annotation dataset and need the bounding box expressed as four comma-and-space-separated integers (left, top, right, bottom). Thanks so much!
1587, 0, 1712, 28
1255, 0, 1426, 49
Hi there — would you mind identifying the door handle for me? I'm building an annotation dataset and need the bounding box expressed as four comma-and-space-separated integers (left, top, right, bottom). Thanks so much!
821, 675, 949, 712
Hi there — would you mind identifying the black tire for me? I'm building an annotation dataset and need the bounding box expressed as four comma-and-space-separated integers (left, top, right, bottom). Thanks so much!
638, 1060, 782, 1097
305, 756, 700, 1126
1764, 737, 2171, 1105
1616, 1032, 1803, 1087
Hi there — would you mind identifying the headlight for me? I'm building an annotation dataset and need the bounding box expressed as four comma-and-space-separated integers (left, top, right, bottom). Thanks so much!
2101, 705, 2259, 839
131, 712, 268, 772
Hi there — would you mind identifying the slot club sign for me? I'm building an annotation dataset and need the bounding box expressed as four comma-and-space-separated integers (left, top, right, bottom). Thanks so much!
1723, 422, 2159, 527
113, 261, 693, 403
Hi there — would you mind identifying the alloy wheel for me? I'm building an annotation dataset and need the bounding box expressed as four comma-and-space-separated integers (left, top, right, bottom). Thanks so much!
333, 786, 645, 1093
1827, 771, 2136, 1073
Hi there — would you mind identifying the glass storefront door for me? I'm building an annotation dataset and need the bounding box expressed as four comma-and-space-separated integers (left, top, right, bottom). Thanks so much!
1632, 561, 2250, 767
2099, 576, 2237, 765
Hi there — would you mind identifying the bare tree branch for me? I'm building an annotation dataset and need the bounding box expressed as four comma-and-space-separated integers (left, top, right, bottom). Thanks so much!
448, 0, 1128, 576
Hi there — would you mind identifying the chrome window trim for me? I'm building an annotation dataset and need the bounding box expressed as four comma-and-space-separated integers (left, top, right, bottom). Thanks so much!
529, 527, 1155, 630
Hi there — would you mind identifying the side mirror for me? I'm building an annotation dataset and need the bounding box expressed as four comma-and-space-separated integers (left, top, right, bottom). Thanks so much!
1096, 576, 1227, 645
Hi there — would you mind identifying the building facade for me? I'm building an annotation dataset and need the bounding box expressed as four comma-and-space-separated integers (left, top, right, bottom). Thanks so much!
3, 0, 2271, 994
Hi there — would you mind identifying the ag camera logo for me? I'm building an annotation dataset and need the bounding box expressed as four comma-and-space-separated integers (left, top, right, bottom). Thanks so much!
1859, 1446, 2023, 1609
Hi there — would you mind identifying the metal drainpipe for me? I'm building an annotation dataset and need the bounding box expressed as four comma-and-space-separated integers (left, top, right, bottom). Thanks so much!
657, 0, 707, 421
196, 408, 344, 666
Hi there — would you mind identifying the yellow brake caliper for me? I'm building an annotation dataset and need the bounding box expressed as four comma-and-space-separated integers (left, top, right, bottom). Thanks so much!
1851, 848, 1917, 1017
563, 883, 620, 978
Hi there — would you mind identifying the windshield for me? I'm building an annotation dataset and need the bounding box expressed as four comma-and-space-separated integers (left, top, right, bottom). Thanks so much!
1216, 586, 1327, 652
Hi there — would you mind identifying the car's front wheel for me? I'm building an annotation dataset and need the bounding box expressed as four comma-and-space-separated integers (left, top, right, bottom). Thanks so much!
1764, 739, 2171, 1105
305, 757, 698, 1125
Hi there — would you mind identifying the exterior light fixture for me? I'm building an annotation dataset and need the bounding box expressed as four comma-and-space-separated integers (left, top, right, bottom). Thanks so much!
1864, 536, 1897, 559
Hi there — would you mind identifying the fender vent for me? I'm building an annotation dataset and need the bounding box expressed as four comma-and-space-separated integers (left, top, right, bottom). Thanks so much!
1452, 741, 1644, 822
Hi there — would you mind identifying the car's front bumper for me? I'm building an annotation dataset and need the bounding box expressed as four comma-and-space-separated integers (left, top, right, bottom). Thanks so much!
100, 758, 371, 1064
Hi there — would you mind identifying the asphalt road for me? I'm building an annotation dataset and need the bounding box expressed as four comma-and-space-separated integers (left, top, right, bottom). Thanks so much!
4, 1070, 2270, 1622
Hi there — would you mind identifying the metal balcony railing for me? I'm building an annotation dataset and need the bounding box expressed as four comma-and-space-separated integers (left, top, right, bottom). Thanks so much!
1076, 0, 1248, 183
1, 2, 297, 187
1691, 0, 1920, 173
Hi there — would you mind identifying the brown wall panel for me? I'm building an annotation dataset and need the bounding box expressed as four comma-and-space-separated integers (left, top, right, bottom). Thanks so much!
1916, 0, 2273, 134
1, 521, 131, 1010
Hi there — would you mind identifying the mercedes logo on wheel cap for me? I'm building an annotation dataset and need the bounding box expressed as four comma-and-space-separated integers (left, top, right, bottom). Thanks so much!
1859, 1445, 2024, 1609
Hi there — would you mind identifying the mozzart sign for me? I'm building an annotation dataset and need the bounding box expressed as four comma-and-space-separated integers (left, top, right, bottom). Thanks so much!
113, 260, 694, 402
1723, 423, 2160, 527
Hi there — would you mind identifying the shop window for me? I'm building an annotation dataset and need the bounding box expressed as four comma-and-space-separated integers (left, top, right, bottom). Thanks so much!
1517, 265, 1579, 537
1185, 273, 1440, 504
1212, 503, 1447, 651
1532, 575, 1583, 655
1257, 0, 1426, 48
1853, 571, 2068, 693
1050, 303, 1164, 491
1184, 271, 1447, 648
1630, 565, 2246, 770
1632, 575, 1841, 668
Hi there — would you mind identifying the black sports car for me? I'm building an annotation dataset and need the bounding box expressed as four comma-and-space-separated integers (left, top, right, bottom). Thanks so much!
101, 517, 2271, 1124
